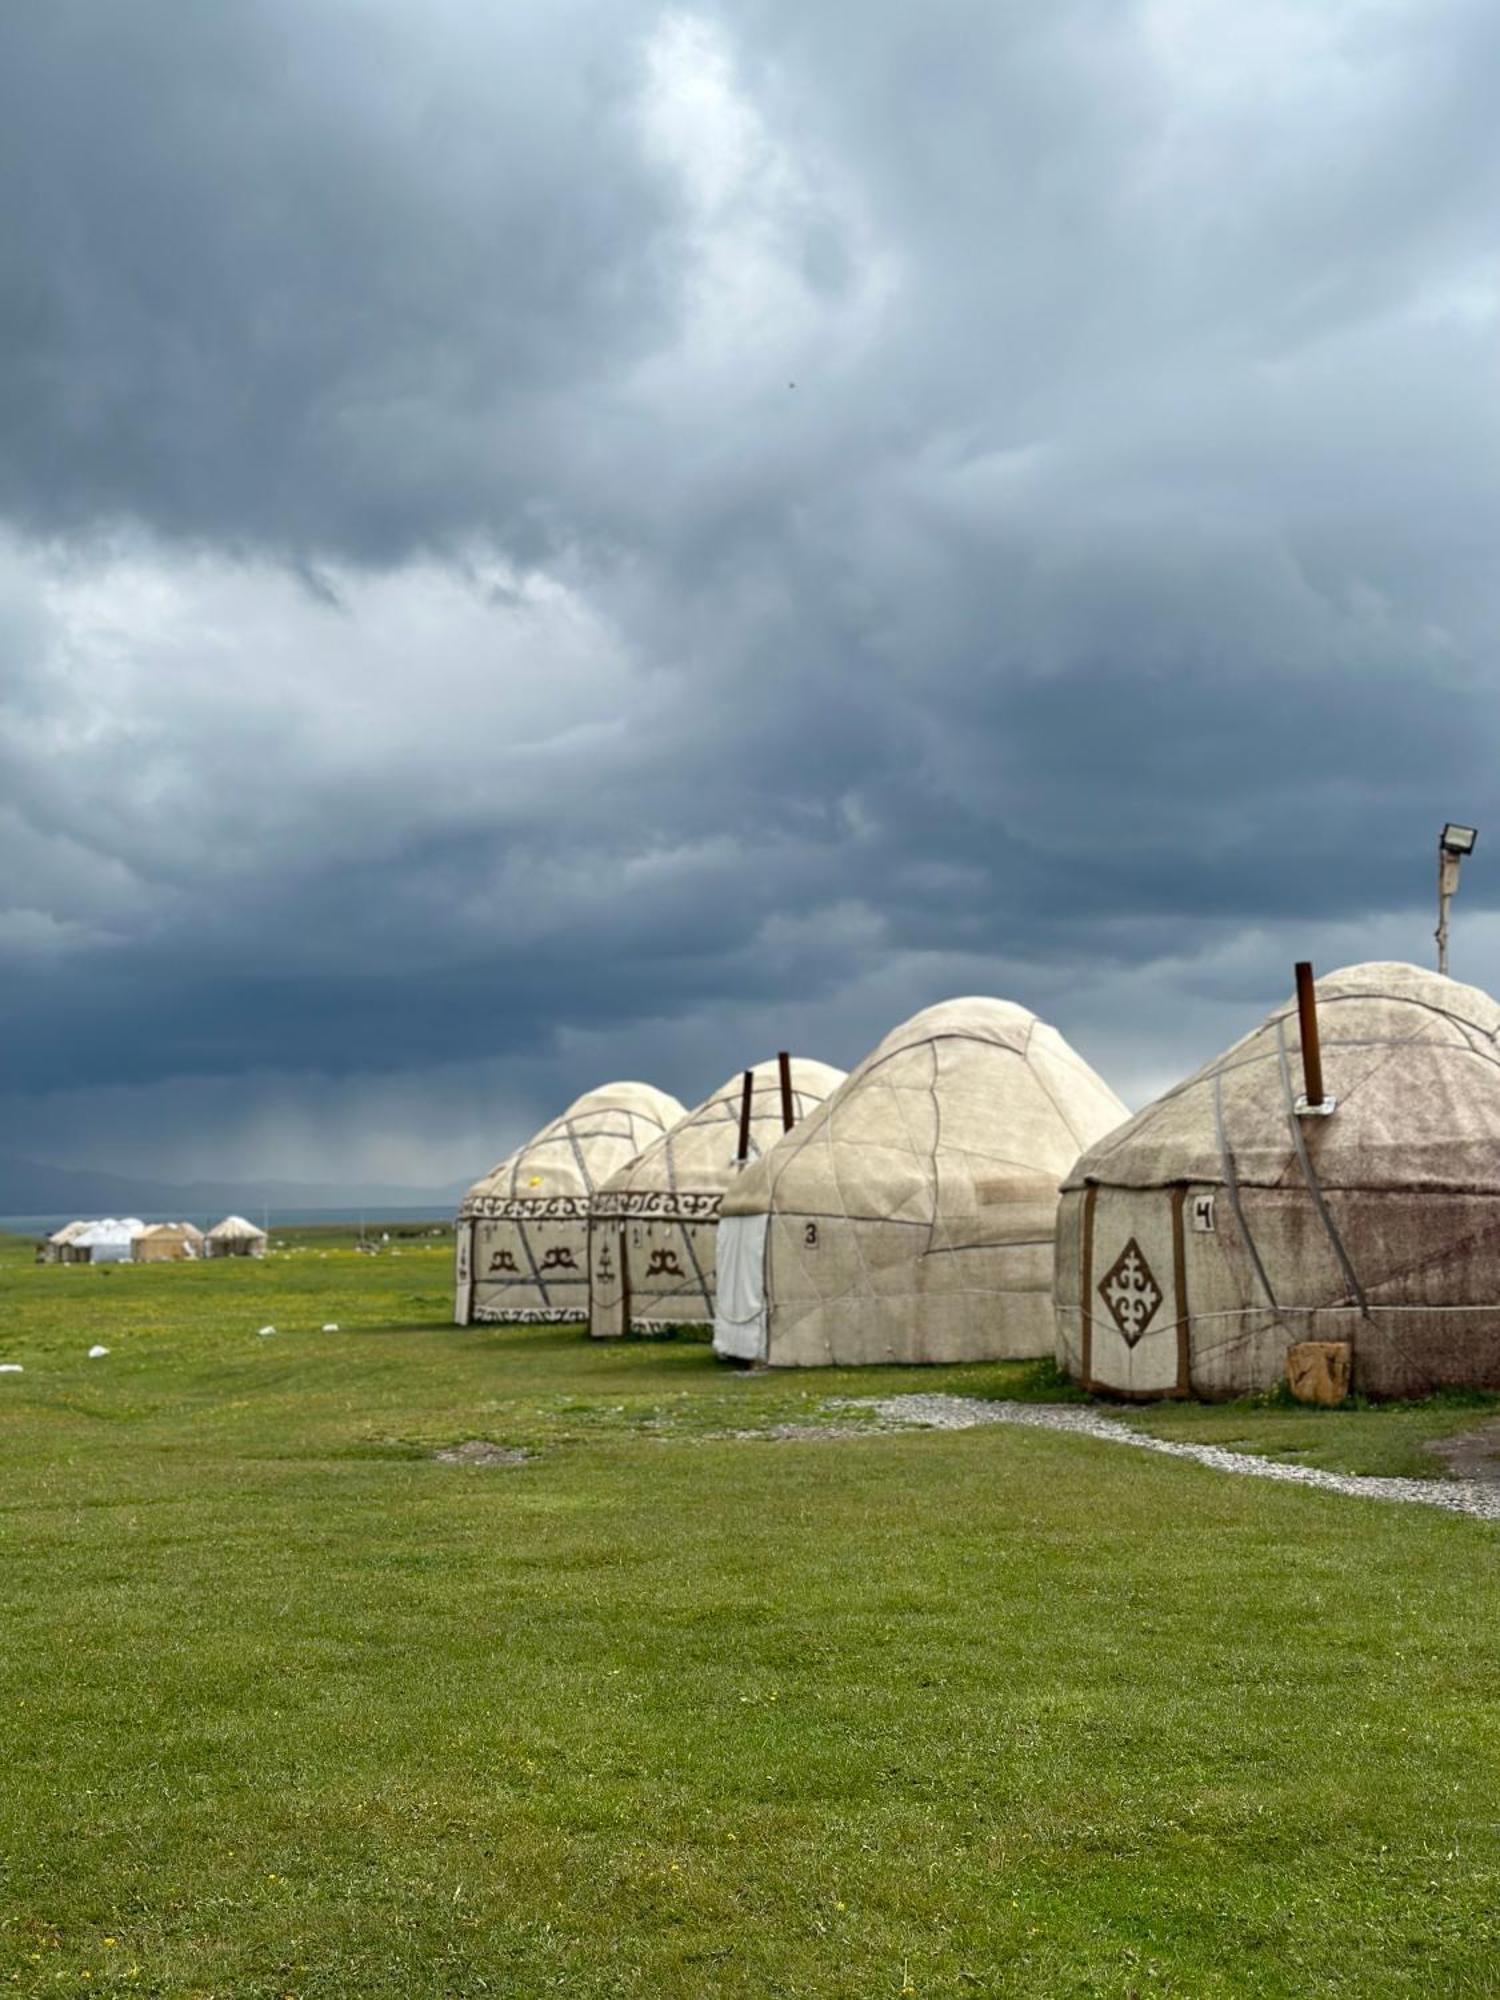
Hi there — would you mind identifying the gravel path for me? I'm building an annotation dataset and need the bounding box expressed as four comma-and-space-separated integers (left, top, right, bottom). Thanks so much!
857, 1394, 1500, 1523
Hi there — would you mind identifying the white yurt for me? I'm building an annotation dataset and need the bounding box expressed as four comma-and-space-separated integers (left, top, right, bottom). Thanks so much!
713, 998, 1127, 1366
1056, 961, 1500, 1402
205, 1216, 269, 1259
70, 1219, 145, 1265
588, 1056, 846, 1337
456, 1081, 686, 1325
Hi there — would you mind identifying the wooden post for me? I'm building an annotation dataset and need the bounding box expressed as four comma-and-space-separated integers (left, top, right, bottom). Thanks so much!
737, 1069, 754, 1163
618, 1225, 631, 1335
778, 1050, 795, 1132
1295, 961, 1325, 1109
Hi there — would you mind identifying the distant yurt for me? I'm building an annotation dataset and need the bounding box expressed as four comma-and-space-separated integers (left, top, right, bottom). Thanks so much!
1056, 961, 1500, 1402
70, 1219, 145, 1265
205, 1216, 268, 1259
589, 1056, 846, 1337
456, 1082, 686, 1325
44, 1220, 89, 1264
134, 1221, 205, 1263
713, 998, 1128, 1366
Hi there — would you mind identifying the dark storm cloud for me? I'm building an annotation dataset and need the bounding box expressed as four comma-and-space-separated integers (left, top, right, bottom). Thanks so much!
3, 0, 1500, 1181
0, 0, 679, 560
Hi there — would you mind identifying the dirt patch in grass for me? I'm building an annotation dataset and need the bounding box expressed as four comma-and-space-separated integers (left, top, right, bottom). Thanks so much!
433, 1439, 530, 1467
1428, 1417, 1500, 1480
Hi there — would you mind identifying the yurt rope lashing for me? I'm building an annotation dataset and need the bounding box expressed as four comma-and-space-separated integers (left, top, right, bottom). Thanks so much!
675, 1216, 712, 1318
1274, 1019, 1371, 1320
516, 1216, 553, 1310
1213, 1068, 1280, 1315
564, 1116, 592, 1190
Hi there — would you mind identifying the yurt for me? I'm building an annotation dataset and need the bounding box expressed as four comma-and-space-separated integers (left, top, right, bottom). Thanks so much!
205, 1215, 268, 1259
1056, 961, 1500, 1402
713, 998, 1128, 1366
456, 1081, 686, 1325
44, 1220, 89, 1264
589, 1056, 846, 1337
133, 1221, 205, 1263
70, 1219, 145, 1265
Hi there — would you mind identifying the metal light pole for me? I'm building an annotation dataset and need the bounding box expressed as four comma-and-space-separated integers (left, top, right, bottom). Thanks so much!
1436, 823, 1478, 978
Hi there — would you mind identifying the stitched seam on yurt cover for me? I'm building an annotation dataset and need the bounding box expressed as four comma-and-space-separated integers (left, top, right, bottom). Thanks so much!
1274, 1018, 1370, 1319
923, 1039, 944, 1257
1214, 1067, 1280, 1315
1026, 1038, 1090, 1154
563, 1116, 592, 1191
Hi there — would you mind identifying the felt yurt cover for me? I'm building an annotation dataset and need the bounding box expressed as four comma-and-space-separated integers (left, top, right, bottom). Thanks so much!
589, 1057, 846, 1337
134, 1221, 205, 1262
206, 1215, 268, 1256
456, 1081, 686, 1324
1055, 962, 1500, 1401
713, 998, 1127, 1367
45, 1220, 88, 1262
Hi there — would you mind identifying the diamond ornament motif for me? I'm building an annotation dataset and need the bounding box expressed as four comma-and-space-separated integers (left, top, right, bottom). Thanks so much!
1098, 1237, 1164, 1347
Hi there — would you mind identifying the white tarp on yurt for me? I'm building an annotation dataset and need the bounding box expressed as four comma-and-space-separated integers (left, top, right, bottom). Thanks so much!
71, 1219, 145, 1265
1055, 961, 1500, 1401
588, 1057, 845, 1337
713, 998, 1127, 1366
456, 1081, 686, 1325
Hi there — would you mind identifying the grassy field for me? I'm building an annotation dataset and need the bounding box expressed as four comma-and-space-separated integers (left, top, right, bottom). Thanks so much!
2, 1230, 1500, 1997
1134, 1387, 1500, 1479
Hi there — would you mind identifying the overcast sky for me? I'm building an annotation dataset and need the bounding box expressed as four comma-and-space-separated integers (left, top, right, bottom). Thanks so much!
3, 0, 1499, 1189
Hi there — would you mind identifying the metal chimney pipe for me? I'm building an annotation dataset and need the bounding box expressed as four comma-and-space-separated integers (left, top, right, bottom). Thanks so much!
1295, 961, 1325, 1109
736, 1069, 755, 1164
778, 1050, 795, 1133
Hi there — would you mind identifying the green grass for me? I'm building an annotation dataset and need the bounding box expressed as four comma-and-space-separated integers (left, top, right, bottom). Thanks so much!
2, 1231, 1500, 1997
1133, 1388, 1500, 1480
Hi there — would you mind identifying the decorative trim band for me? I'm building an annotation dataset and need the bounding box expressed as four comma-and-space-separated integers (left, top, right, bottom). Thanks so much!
590, 1190, 723, 1222
471, 1305, 583, 1325
461, 1195, 592, 1221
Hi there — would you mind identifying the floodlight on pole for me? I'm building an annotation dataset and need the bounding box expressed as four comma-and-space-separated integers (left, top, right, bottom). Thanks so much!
1436, 823, 1479, 977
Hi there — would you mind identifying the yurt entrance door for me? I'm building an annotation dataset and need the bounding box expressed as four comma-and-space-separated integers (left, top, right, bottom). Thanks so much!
590, 1222, 629, 1337
714, 1213, 770, 1361
454, 1221, 474, 1325
1081, 1186, 1191, 1398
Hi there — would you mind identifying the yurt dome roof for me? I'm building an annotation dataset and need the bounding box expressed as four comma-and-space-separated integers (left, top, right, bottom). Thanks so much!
724, 996, 1128, 1223
1065, 962, 1500, 1196
598, 1058, 846, 1200
73, 1218, 144, 1245
462, 1080, 687, 1209
207, 1214, 268, 1239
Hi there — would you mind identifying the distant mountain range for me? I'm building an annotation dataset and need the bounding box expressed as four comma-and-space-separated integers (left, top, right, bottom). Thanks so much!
0, 1152, 466, 1222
